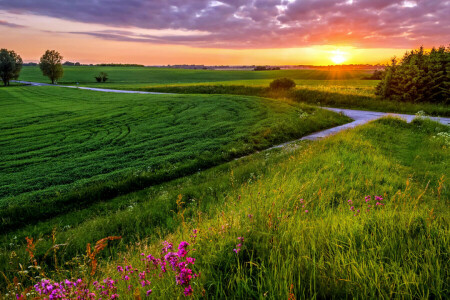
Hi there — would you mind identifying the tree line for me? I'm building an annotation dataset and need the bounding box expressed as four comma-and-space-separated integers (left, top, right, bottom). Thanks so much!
376, 46, 449, 104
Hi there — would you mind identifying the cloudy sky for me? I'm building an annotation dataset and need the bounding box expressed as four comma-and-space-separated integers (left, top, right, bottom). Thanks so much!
0, 0, 449, 65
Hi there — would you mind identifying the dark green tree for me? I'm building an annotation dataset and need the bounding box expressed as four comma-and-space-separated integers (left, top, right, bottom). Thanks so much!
39, 50, 64, 84
0, 49, 23, 86
376, 46, 449, 104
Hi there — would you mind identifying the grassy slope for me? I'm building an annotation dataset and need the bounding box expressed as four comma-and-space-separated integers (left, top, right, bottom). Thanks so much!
0, 86, 349, 231
2, 117, 448, 298
98, 118, 450, 299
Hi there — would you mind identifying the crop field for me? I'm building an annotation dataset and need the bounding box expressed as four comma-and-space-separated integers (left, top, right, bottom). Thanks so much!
0, 85, 350, 230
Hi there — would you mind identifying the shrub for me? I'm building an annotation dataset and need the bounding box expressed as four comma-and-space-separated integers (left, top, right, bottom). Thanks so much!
95, 72, 108, 83
269, 78, 296, 90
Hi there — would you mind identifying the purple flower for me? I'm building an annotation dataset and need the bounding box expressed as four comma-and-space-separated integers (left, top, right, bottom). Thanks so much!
116, 266, 123, 273
304, 210, 308, 213
146, 290, 152, 296
184, 285, 193, 296
186, 257, 196, 264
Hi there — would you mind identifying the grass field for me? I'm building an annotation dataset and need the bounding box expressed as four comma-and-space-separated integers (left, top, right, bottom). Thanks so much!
19, 66, 370, 85
18, 66, 450, 116
0, 85, 349, 232
2, 117, 448, 298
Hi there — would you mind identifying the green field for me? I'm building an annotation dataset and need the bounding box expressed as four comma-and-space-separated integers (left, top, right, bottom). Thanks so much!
2, 117, 448, 298
0, 85, 349, 231
19, 66, 370, 85
2, 66, 449, 298
18, 66, 450, 116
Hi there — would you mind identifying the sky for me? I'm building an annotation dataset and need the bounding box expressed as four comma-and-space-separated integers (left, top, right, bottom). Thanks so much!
0, 0, 449, 65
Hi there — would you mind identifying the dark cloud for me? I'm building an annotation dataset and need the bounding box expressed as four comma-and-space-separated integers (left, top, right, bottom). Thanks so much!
0, 20, 26, 28
0, 0, 449, 48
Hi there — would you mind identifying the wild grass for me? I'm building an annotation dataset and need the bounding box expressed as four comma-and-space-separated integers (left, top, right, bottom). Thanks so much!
2, 117, 449, 298
0, 86, 349, 231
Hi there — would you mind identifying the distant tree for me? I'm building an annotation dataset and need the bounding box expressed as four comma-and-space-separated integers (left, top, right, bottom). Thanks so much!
95, 72, 108, 83
363, 69, 384, 80
269, 78, 296, 90
0, 49, 23, 86
39, 50, 64, 84
376, 46, 450, 104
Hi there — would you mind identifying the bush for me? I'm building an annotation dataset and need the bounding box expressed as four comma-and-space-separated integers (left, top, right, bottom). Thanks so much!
95, 72, 108, 83
269, 78, 296, 90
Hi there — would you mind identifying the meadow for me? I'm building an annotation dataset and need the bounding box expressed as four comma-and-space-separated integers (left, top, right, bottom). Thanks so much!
19, 66, 450, 116
2, 117, 449, 298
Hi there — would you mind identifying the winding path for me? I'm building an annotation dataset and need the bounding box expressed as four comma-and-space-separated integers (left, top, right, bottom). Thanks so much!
270, 108, 450, 149
14, 80, 450, 146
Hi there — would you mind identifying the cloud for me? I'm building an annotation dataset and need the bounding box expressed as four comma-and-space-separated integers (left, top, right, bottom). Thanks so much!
1, 0, 449, 48
0, 20, 26, 28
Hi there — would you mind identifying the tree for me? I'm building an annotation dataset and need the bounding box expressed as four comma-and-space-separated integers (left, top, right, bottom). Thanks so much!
0, 49, 23, 86
39, 50, 64, 84
376, 46, 449, 104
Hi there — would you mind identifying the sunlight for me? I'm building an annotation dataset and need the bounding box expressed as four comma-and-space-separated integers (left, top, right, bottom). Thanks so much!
330, 49, 348, 64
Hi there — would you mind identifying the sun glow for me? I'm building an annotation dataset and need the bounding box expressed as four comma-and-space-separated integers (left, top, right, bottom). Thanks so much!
330, 50, 348, 64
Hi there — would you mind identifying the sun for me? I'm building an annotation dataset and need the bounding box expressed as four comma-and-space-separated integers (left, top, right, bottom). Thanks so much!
330, 50, 348, 64
331, 54, 347, 64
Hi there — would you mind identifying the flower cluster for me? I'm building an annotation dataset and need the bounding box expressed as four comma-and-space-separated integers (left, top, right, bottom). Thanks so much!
348, 195, 385, 216
31, 240, 198, 299
139, 240, 198, 296
34, 279, 95, 299
233, 237, 244, 254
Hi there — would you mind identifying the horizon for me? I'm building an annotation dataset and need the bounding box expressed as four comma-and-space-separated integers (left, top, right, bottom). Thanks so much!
1, 0, 449, 66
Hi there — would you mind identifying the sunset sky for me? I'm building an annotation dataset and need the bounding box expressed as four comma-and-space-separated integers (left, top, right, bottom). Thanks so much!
1, 0, 449, 65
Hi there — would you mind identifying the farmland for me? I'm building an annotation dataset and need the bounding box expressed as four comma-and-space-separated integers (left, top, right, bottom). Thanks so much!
0, 85, 349, 230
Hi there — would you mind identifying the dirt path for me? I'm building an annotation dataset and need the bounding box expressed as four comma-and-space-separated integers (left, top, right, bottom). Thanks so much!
13, 80, 171, 95
13, 81, 450, 145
